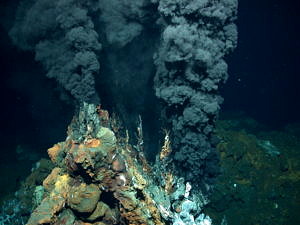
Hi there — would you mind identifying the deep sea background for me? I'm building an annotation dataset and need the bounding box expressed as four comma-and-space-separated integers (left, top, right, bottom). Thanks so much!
0, 0, 299, 224
222, 0, 300, 128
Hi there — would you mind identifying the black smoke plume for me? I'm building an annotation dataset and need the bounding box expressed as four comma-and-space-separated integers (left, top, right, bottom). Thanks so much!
9, 0, 238, 190
10, 0, 101, 103
153, 0, 238, 186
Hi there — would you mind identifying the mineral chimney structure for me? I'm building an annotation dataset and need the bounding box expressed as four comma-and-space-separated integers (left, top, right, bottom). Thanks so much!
26, 103, 212, 225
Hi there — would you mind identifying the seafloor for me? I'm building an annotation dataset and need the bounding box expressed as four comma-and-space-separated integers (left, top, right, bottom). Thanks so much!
0, 112, 299, 225
206, 113, 300, 225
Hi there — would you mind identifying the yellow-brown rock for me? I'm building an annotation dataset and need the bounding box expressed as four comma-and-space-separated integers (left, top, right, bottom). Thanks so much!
54, 209, 75, 225
27, 195, 65, 225
48, 143, 63, 163
86, 201, 109, 221
112, 154, 126, 172
85, 138, 101, 148
67, 183, 101, 213
114, 189, 138, 211
86, 201, 117, 224
43, 167, 61, 192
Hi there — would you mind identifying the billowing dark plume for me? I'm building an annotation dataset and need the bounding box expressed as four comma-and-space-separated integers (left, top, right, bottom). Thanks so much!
97, 0, 161, 157
9, 0, 238, 188
9, 0, 101, 103
153, 0, 238, 186
99, 0, 154, 47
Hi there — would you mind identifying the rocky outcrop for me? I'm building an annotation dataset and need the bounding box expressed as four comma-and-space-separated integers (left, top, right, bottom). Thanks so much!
26, 103, 211, 225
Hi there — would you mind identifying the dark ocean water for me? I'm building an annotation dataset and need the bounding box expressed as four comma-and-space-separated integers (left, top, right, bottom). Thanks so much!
0, 0, 299, 224
222, 0, 300, 128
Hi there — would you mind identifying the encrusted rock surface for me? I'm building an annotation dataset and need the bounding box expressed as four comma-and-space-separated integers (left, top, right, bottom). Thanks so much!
67, 183, 101, 213
25, 103, 209, 225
